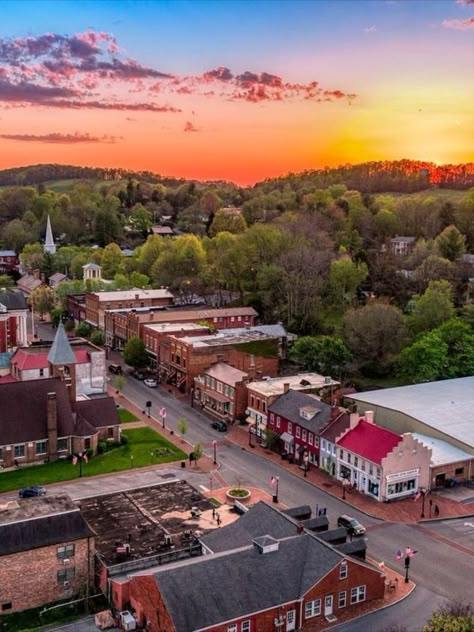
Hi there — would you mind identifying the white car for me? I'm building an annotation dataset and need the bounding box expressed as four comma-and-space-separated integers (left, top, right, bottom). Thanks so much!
144, 378, 158, 388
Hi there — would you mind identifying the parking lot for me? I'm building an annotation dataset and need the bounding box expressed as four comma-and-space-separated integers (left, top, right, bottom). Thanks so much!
425, 517, 474, 552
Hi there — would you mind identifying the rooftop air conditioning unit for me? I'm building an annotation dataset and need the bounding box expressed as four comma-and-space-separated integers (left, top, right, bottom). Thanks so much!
63, 558, 70, 565
324, 376, 331, 384
63, 581, 70, 588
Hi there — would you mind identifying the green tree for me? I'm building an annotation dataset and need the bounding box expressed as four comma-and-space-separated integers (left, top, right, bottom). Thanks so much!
0, 274, 14, 288
136, 235, 164, 274
192, 442, 203, 467
374, 209, 400, 240
19, 242, 45, 272
398, 331, 448, 383
90, 329, 105, 346
2, 219, 32, 251
329, 256, 368, 305
101, 243, 123, 279
130, 203, 153, 233
76, 321, 92, 337
177, 417, 189, 440
435, 319, 474, 378
434, 225, 466, 262
94, 196, 121, 246
209, 210, 247, 236
460, 303, 474, 329
424, 600, 474, 632
413, 255, 455, 290
130, 271, 150, 288
343, 303, 407, 368
290, 336, 351, 377
30, 286, 55, 320
114, 374, 126, 395
123, 336, 149, 368
410, 280, 455, 334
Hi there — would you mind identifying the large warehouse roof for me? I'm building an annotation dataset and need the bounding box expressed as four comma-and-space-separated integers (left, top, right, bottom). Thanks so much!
349, 377, 474, 449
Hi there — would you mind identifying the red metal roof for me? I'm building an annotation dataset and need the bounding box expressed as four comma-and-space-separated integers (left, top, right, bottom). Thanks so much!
337, 420, 401, 465
11, 349, 90, 371
0, 374, 18, 384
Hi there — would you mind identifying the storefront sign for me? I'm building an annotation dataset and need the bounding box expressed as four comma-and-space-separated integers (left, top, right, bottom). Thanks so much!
386, 468, 420, 483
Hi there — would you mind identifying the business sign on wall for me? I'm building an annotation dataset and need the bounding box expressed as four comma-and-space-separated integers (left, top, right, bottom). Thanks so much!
386, 468, 420, 483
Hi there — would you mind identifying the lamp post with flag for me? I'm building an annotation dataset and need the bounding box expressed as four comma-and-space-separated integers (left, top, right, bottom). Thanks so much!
160, 406, 167, 429
72, 452, 88, 478
395, 547, 417, 583
271, 475, 280, 503
414, 487, 427, 519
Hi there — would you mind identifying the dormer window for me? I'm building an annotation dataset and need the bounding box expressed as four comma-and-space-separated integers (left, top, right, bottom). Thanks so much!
299, 406, 319, 421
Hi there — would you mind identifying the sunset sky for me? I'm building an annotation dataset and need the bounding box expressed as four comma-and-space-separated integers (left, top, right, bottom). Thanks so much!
0, 0, 473, 184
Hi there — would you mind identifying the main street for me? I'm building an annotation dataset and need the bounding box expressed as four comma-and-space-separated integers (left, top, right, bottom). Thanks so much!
31, 325, 474, 629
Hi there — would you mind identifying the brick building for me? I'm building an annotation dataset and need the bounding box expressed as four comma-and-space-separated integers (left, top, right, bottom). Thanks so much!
246, 374, 339, 440
0, 494, 94, 614
104, 306, 258, 350
0, 250, 17, 273
194, 361, 249, 423
335, 413, 432, 502
85, 288, 175, 330
10, 337, 106, 396
67, 293, 87, 323
0, 290, 28, 353
143, 322, 210, 369
127, 502, 385, 632
267, 390, 336, 467
159, 329, 279, 393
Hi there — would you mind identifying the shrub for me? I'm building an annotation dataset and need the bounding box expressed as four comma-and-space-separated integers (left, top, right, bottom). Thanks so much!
121, 433, 129, 445
97, 441, 107, 455
76, 321, 92, 337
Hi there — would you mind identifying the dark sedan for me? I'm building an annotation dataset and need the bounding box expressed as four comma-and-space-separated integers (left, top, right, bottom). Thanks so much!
19, 486, 47, 498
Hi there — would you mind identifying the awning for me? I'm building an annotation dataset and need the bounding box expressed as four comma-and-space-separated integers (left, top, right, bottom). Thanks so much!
206, 391, 230, 404
280, 432, 294, 443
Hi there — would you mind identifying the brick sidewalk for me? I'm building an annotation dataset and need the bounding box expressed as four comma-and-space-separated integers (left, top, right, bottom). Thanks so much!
226, 424, 474, 523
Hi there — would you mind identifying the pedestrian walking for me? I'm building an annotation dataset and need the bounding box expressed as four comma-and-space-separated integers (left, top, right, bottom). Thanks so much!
212, 507, 216, 520
216, 513, 222, 526
434, 504, 440, 517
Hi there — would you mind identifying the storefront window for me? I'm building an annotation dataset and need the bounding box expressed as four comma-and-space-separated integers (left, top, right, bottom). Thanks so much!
387, 479, 416, 496
368, 480, 379, 497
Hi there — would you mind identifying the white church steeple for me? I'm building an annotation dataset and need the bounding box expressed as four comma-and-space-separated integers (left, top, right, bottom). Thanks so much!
44, 214, 56, 255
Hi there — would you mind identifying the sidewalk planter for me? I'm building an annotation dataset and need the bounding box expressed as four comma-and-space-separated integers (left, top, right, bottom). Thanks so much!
226, 488, 252, 506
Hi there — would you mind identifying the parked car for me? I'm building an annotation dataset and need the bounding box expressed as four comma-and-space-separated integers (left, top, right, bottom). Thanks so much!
108, 364, 123, 375
144, 378, 158, 388
337, 514, 366, 536
19, 486, 47, 498
211, 420, 228, 432
131, 370, 145, 380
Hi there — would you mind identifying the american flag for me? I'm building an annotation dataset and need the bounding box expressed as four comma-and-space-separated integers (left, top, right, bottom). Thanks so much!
395, 549, 403, 561
414, 491, 421, 502
72, 456, 78, 466
83, 454, 88, 463
270, 477, 276, 487
405, 547, 418, 557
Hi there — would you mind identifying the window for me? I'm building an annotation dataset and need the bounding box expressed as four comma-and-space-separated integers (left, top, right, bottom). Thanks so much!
302, 430, 307, 442
84, 438, 91, 450
263, 401, 266, 413
108, 427, 114, 439
14, 445, 25, 458
288, 422, 292, 434
339, 562, 348, 579
305, 599, 321, 618
347, 453, 351, 464
57, 568, 75, 583
369, 464, 373, 476
338, 591, 347, 608
296, 426, 301, 438
270, 412, 274, 423
361, 460, 365, 471
376, 468, 381, 479
57, 544, 75, 559
0, 448, 2, 461
276, 416, 281, 429
227, 625, 237, 632
231, 316, 235, 322
455, 467, 464, 476
57, 438, 68, 452
241, 621, 250, 632
36, 441, 47, 454
351, 585, 366, 604
250, 396, 255, 408
308, 433, 313, 446
39, 368, 44, 377
340, 449, 343, 459
354, 457, 358, 468
1, 603, 12, 612
322, 439, 326, 450
217, 381, 223, 393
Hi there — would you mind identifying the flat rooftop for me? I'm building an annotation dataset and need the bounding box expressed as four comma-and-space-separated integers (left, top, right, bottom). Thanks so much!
349, 377, 474, 449
78, 481, 214, 567
91, 288, 174, 302
248, 373, 339, 397
174, 328, 277, 348
412, 433, 474, 467
0, 494, 76, 525
144, 322, 207, 334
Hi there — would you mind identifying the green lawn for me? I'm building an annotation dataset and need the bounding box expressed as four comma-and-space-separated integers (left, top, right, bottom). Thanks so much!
118, 407, 139, 423
0, 427, 186, 493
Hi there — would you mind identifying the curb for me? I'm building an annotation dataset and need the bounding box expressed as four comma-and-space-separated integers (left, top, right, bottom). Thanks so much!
329, 582, 417, 630
418, 514, 474, 524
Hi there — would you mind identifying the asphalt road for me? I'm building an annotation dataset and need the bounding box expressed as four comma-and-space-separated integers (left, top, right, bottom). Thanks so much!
32, 324, 474, 630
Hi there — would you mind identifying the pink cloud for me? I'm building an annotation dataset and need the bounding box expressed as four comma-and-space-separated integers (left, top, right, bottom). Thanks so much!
184, 121, 199, 132
441, 17, 474, 30
0, 131, 120, 143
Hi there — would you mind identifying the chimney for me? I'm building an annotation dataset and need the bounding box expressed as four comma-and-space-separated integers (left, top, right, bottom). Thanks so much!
135, 293, 140, 300
217, 353, 224, 363
33, 268, 40, 280
40, 272, 46, 283
47, 392, 58, 461
349, 412, 360, 429
365, 411, 375, 424
283, 383, 290, 394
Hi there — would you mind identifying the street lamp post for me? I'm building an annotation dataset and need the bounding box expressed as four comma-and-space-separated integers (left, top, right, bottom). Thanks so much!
145, 400, 152, 419
303, 454, 309, 478
342, 477, 350, 499
212, 439, 217, 465
248, 425, 253, 447
420, 488, 427, 519
73, 452, 88, 478
272, 476, 280, 503
404, 550, 411, 583
160, 407, 167, 429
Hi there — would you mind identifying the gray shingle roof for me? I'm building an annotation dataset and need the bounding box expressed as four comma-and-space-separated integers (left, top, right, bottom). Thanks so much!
154, 533, 341, 632
200, 501, 297, 553
0, 509, 93, 556
268, 390, 333, 432
0, 289, 28, 310
48, 323, 76, 365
